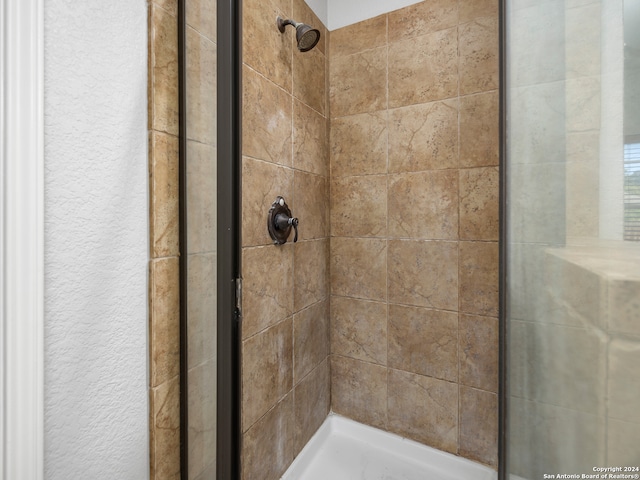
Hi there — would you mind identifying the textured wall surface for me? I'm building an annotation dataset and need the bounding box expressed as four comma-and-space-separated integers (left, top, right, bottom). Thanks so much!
43, 1, 149, 478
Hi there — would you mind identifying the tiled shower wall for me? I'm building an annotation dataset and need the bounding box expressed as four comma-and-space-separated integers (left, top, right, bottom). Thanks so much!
328, 0, 500, 467
240, 0, 331, 479
148, 0, 181, 478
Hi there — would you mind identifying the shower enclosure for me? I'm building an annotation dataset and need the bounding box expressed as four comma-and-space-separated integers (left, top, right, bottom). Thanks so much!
177, 0, 640, 478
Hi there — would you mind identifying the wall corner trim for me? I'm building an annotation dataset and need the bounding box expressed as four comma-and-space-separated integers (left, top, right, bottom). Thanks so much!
1, 0, 45, 479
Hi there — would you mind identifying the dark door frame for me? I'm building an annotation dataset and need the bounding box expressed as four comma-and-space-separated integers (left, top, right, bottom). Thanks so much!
498, 0, 508, 478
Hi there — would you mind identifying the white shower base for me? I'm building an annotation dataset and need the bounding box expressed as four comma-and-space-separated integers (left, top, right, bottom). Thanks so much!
281, 414, 497, 480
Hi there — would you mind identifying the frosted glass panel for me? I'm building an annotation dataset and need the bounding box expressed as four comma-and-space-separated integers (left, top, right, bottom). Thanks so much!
506, 0, 640, 477
186, 0, 217, 478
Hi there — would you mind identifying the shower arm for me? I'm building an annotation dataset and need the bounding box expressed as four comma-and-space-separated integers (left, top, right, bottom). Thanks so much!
277, 17, 299, 33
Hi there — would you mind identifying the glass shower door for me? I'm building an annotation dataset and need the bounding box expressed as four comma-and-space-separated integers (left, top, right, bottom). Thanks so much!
181, 0, 240, 478
183, 1, 218, 478
504, 0, 640, 477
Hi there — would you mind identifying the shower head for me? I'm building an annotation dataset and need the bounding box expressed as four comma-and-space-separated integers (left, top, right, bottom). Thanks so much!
277, 17, 321, 52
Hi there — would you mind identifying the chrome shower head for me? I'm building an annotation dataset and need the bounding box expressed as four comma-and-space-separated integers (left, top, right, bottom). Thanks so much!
277, 17, 321, 52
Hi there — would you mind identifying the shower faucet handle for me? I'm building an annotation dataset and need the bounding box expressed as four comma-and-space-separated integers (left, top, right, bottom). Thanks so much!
267, 196, 299, 245
275, 214, 298, 243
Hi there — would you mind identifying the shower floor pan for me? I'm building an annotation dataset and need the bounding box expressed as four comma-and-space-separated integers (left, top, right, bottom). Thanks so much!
281, 414, 497, 480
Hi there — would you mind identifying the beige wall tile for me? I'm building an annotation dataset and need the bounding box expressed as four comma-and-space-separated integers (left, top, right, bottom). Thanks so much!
152, 0, 177, 16
459, 314, 498, 392
293, 300, 329, 383
566, 133, 600, 238
509, 83, 565, 166
242, 319, 293, 431
543, 251, 604, 329
293, 239, 329, 312
192, 462, 215, 480
509, 2, 564, 91
331, 237, 387, 301
459, 386, 498, 466
330, 15, 387, 58
566, 76, 601, 134
150, 132, 179, 258
330, 111, 388, 177
389, 27, 458, 108
187, 253, 217, 369
331, 296, 387, 365
608, 279, 640, 336
388, 305, 458, 382
242, 65, 293, 166
150, 257, 180, 388
388, 240, 458, 311
331, 175, 387, 237
293, 46, 326, 115
293, 100, 329, 176
186, 27, 216, 145
242, 394, 294, 480
242, 245, 294, 338
242, 158, 294, 247
187, 360, 216, 478
566, 3, 601, 79
608, 337, 640, 424
150, 378, 181, 480
388, 99, 458, 172
459, 90, 499, 168
293, 360, 330, 456
330, 47, 387, 117
331, 355, 387, 429
459, 241, 499, 316
510, 321, 607, 414
459, 0, 499, 24
388, 0, 458, 42
388, 170, 459, 240
294, 171, 329, 241
607, 418, 640, 466
186, 0, 216, 42
243, 0, 293, 92
459, 16, 499, 95
186, 140, 217, 254
149, 3, 179, 135
509, 397, 605, 478
459, 167, 499, 241
387, 369, 458, 453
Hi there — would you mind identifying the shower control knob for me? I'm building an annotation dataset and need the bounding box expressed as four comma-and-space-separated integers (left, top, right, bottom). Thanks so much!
267, 196, 299, 245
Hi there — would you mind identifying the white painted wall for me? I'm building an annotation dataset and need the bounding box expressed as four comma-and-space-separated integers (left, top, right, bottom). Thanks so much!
305, 0, 328, 28
43, 1, 149, 478
307, 0, 422, 30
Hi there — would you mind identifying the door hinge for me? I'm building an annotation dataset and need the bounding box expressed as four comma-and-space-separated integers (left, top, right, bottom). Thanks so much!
235, 277, 242, 317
